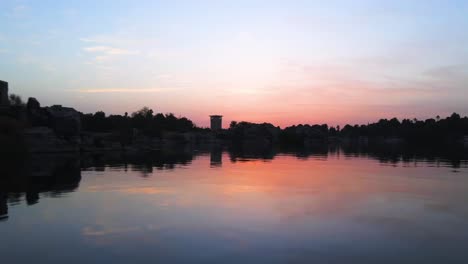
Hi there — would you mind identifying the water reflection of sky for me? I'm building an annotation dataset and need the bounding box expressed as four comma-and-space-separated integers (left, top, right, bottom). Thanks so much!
1, 152, 468, 263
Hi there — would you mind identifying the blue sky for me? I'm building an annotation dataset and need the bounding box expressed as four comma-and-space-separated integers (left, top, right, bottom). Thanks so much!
1, 0, 468, 127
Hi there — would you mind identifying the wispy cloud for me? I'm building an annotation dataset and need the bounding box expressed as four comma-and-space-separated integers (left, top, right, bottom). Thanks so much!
80, 35, 133, 45
80, 32, 160, 65
83, 46, 139, 55
83, 45, 140, 63
80, 33, 157, 46
74, 88, 176, 93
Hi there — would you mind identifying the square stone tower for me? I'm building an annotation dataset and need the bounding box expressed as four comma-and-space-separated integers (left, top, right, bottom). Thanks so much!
210, 115, 222, 130
0, 80, 9, 106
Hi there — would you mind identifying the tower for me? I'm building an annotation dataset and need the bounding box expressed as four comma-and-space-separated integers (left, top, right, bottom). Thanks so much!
210, 115, 222, 130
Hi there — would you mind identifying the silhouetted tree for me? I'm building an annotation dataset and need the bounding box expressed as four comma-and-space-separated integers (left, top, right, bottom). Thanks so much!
80, 109, 468, 147
81, 107, 195, 137
9, 94, 24, 106
132, 107, 153, 118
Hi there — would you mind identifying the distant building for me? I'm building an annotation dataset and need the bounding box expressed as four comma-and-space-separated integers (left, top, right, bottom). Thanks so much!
210, 115, 222, 130
0, 80, 9, 106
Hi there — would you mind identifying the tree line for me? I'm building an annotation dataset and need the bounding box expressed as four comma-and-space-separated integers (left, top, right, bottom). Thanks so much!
339, 113, 468, 141
80, 107, 197, 137
81, 108, 468, 144
228, 113, 468, 145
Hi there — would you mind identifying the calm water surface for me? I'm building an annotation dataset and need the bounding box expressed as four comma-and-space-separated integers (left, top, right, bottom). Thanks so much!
1, 150, 468, 263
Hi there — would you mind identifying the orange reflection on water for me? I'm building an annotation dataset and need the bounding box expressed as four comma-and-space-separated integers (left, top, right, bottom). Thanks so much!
78, 152, 468, 248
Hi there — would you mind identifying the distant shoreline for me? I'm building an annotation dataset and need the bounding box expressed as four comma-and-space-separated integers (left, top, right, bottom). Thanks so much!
1, 81, 467, 154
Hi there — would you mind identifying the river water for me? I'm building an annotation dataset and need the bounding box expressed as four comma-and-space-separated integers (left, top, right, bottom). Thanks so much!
1, 148, 468, 263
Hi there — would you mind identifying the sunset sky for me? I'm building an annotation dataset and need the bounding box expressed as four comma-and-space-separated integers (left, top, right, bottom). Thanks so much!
1, 0, 467, 127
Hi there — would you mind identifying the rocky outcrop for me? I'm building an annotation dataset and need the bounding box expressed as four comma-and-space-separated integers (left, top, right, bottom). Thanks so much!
45, 105, 81, 140
27, 97, 48, 126
23, 101, 82, 153
23, 127, 79, 152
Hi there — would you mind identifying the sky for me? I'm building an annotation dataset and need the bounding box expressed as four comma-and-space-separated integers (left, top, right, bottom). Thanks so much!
1, 0, 468, 128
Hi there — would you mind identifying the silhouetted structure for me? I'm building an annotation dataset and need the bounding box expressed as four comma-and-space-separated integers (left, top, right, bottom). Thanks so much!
2, 80, 468, 154
210, 115, 222, 130
0, 80, 8, 107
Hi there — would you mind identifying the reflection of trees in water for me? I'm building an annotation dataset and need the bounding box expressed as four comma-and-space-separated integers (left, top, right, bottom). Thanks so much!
228, 142, 277, 162
0, 154, 81, 221
81, 144, 468, 169
1, 144, 466, 221
0, 194, 7, 222
339, 143, 468, 168
226, 143, 468, 168
81, 148, 196, 177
